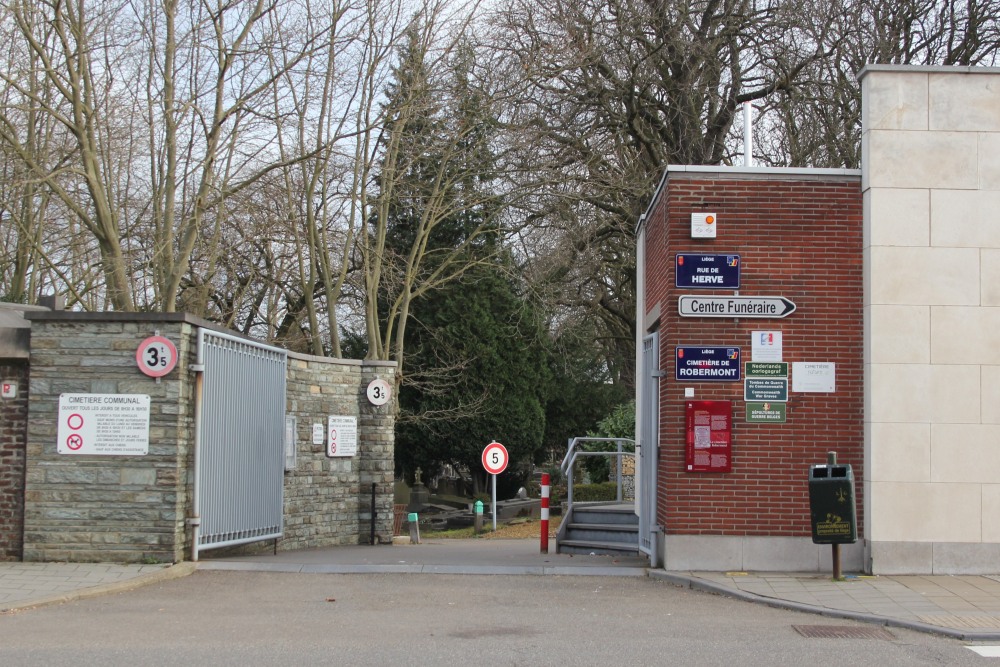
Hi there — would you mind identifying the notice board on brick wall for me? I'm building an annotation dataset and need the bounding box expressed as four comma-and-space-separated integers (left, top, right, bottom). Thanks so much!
685, 400, 732, 473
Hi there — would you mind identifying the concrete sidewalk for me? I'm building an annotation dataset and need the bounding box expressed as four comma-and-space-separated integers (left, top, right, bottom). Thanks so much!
655, 570, 1000, 641
6, 541, 1000, 641
0, 561, 196, 613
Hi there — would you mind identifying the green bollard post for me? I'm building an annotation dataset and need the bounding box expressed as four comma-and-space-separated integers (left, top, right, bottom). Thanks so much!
408, 512, 420, 544
474, 500, 484, 534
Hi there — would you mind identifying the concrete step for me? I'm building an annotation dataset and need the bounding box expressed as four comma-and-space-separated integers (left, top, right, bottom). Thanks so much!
558, 539, 641, 556
571, 507, 638, 526
564, 523, 639, 545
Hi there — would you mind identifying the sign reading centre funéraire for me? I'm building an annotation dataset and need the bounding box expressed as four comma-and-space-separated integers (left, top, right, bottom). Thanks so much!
57, 394, 151, 455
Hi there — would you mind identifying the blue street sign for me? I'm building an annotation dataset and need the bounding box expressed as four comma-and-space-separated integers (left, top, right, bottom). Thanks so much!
675, 254, 741, 289
675, 346, 742, 382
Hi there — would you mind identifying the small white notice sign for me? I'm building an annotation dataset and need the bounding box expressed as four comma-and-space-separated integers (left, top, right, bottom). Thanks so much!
752, 331, 783, 362
57, 394, 151, 455
312, 422, 325, 445
691, 212, 718, 238
327, 416, 358, 457
792, 363, 836, 393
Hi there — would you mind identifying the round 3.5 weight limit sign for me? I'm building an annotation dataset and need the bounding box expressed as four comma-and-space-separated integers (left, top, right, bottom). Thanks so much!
482, 441, 509, 475
136, 336, 178, 378
366, 378, 391, 406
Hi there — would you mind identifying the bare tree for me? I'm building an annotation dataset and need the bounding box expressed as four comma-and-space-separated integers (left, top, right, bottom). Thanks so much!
756, 0, 1000, 168
488, 0, 840, 387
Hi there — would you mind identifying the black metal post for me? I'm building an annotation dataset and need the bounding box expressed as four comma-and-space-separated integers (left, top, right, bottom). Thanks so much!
370, 482, 377, 545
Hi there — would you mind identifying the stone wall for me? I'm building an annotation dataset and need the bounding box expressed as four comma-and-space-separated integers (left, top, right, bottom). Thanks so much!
862, 66, 1000, 574
22, 315, 196, 563
281, 353, 396, 550
20, 311, 396, 563
0, 362, 28, 560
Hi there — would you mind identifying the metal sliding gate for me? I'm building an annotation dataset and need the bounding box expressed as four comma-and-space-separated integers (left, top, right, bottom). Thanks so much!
192, 329, 287, 559
638, 332, 660, 566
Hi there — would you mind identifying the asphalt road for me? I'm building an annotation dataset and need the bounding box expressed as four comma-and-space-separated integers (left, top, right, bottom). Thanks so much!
0, 571, 991, 665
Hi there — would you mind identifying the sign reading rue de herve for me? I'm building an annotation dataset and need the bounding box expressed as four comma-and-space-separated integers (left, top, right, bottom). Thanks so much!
675, 254, 741, 289
678, 295, 797, 319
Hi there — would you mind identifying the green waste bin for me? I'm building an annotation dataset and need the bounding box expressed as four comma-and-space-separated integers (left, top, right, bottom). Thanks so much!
808, 463, 857, 545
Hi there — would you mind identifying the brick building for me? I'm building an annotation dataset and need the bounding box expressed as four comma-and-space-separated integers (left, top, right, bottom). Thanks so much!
637, 168, 865, 572
637, 65, 1000, 575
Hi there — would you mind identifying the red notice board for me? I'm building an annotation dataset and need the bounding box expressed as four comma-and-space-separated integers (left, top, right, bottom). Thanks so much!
685, 400, 732, 473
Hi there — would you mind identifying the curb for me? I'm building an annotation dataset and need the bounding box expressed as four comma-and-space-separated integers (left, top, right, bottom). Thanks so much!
651, 571, 1000, 642
1, 562, 197, 615
197, 560, 650, 577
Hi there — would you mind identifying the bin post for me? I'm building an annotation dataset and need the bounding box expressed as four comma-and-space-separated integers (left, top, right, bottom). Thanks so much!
827, 452, 841, 580
809, 451, 856, 581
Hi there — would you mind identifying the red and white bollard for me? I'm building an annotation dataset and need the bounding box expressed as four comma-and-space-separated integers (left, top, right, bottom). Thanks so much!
540, 473, 550, 554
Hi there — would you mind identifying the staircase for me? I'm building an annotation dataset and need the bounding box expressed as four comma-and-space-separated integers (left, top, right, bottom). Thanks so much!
556, 503, 640, 556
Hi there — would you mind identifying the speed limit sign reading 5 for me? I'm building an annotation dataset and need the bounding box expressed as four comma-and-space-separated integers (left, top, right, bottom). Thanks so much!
136, 336, 178, 378
482, 441, 509, 475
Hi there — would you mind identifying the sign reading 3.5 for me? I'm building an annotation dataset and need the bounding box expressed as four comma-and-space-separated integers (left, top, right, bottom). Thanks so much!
136, 336, 178, 378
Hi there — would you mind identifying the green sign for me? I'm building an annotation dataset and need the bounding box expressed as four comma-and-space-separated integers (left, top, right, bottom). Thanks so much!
745, 362, 788, 377
746, 402, 786, 423
744, 378, 788, 402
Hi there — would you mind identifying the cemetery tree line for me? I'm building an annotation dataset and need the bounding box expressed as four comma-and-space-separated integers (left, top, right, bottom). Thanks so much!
2, 0, 999, 482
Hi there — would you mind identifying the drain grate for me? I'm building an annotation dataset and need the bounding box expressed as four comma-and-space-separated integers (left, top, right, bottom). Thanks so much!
793, 625, 896, 639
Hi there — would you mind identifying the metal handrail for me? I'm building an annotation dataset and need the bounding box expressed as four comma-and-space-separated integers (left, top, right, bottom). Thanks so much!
559, 437, 636, 516
559, 437, 635, 475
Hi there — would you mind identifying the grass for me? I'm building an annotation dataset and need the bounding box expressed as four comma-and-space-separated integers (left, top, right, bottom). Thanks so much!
420, 515, 561, 540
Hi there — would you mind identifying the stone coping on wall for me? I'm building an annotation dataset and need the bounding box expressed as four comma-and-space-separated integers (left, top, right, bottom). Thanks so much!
665, 165, 862, 178
22, 310, 398, 370
287, 349, 397, 369
24, 310, 218, 327
858, 64, 1000, 80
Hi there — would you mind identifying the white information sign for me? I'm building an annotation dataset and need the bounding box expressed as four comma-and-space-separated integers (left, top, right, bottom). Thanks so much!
312, 422, 325, 445
57, 393, 151, 455
1, 381, 15, 398
691, 212, 717, 239
284, 415, 298, 471
792, 362, 836, 393
327, 416, 358, 457
752, 331, 783, 362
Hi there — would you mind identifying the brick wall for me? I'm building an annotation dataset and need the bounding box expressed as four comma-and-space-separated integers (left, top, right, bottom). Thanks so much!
644, 172, 864, 538
0, 362, 28, 560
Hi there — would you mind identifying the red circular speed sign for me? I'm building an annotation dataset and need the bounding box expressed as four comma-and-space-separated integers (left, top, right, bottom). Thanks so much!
136, 335, 178, 378
482, 441, 509, 475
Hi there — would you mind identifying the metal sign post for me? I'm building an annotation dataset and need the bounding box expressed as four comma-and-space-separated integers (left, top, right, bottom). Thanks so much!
482, 441, 509, 532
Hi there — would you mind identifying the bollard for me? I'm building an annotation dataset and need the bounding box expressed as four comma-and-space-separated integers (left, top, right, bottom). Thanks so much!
474, 500, 484, 534
408, 512, 421, 545
540, 473, 550, 554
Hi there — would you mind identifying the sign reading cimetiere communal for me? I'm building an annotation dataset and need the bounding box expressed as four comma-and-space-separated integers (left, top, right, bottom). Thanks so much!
678, 295, 796, 318
57, 393, 151, 455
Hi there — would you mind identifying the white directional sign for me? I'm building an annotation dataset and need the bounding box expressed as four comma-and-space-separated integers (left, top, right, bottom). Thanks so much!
678, 295, 797, 319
